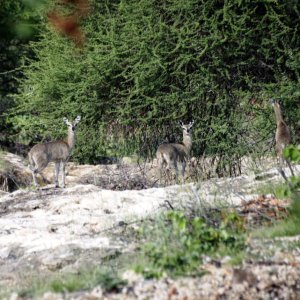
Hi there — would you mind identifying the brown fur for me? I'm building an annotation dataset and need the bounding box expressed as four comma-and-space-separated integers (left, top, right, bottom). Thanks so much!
272, 101, 290, 155
29, 116, 81, 188
156, 121, 194, 184
271, 100, 293, 175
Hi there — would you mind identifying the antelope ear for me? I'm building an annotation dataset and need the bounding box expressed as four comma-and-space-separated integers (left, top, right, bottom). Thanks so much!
63, 117, 69, 124
190, 120, 194, 126
75, 115, 81, 123
179, 120, 184, 126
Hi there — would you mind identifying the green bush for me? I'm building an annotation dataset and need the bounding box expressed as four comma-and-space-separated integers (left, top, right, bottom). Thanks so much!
135, 210, 246, 278
7, 0, 300, 171
18, 268, 126, 298
50, 269, 126, 293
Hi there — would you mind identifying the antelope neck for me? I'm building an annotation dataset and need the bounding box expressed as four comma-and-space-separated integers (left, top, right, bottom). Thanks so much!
183, 133, 192, 152
66, 126, 76, 149
273, 105, 284, 124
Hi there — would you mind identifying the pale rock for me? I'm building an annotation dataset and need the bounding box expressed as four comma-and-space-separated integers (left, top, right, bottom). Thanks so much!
9, 292, 18, 300
121, 156, 138, 164
40, 292, 64, 300
0, 152, 300, 299
122, 270, 144, 285
90, 286, 103, 298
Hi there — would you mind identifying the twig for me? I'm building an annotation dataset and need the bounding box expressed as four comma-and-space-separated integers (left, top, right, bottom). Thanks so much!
0, 66, 24, 75
277, 167, 294, 190
164, 200, 174, 210
240, 208, 276, 222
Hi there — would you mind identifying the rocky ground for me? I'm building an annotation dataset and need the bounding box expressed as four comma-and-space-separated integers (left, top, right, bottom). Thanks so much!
53, 259, 300, 300
0, 152, 300, 299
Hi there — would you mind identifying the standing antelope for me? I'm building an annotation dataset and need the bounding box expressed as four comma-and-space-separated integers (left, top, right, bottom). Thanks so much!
270, 99, 294, 176
28, 116, 81, 188
156, 121, 194, 184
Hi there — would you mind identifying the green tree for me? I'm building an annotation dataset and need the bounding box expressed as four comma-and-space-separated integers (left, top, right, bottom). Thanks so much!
0, 0, 45, 150
10, 0, 300, 169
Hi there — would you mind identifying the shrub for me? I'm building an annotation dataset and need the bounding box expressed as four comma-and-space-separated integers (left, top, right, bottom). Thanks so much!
18, 268, 126, 298
8, 0, 300, 173
135, 210, 246, 278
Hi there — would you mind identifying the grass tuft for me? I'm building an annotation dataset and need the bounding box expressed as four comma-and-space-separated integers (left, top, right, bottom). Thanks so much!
17, 268, 126, 298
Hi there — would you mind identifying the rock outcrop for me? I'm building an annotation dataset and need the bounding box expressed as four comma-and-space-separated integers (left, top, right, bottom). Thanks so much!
0, 151, 299, 299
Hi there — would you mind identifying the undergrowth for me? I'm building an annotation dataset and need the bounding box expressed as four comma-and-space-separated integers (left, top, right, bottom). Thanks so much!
17, 268, 126, 298
135, 146, 300, 279
5, 146, 300, 297
252, 216, 300, 239
255, 181, 288, 200
252, 145, 300, 239
134, 210, 246, 278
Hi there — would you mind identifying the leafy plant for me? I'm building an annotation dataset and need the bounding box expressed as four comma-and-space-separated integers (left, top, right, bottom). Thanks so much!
17, 267, 126, 298
50, 269, 125, 293
6, 0, 300, 173
135, 210, 246, 278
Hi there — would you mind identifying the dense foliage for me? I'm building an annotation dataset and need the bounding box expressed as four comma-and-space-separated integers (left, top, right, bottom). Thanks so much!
0, 0, 45, 150
6, 0, 300, 168
135, 210, 245, 278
